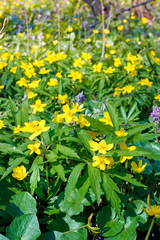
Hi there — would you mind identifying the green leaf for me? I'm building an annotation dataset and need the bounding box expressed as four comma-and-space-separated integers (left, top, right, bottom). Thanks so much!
127, 123, 152, 137
0, 143, 23, 155
51, 164, 65, 181
88, 163, 101, 205
21, 98, 29, 125
107, 218, 138, 240
29, 156, 43, 195
9, 96, 21, 125
6, 192, 37, 217
57, 144, 80, 159
64, 163, 85, 199
75, 177, 90, 211
1, 157, 25, 180
85, 116, 113, 135
6, 214, 41, 240
114, 173, 146, 187
102, 173, 121, 216
0, 234, 9, 240
106, 102, 119, 131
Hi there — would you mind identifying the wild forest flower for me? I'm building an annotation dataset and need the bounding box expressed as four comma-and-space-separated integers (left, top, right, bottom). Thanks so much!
0, 120, 4, 129
117, 25, 124, 31
87, 213, 100, 234
30, 99, 47, 114
131, 160, 147, 173
16, 77, 29, 87
115, 128, 128, 137
29, 120, 50, 140
78, 114, 90, 128
27, 140, 41, 155
76, 91, 86, 103
89, 140, 114, 154
143, 195, 160, 218
47, 78, 58, 86
99, 112, 113, 127
150, 106, 160, 122
120, 142, 136, 163
12, 165, 28, 181
13, 125, 21, 133
10, 66, 17, 74
93, 63, 102, 73
92, 155, 114, 170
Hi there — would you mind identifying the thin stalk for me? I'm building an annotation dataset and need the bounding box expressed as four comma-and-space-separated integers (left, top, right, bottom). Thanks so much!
101, 0, 105, 59
45, 162, 49, 196
63, 225, 87, 234
23, 179, 29, 192
57, 1, 61, 52
25, 12, 30, 56
145, 216, 155, 240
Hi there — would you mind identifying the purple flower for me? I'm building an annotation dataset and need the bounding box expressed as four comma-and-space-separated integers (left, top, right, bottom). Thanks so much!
76, 91, 86, 103
150, 105, 160, 122
18, 24, 23, 30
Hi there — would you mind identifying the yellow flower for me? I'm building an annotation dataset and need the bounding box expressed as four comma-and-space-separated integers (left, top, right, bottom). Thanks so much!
103, 29, 110, 34
12, 165, 28, 181
87, 130, 100, 141
10, 66, 17, 74
117, 25, 124, 31
150, 50, 155, 56
0, 62, 8, 69
87, 213, 100, 234
103, 67, 115, 74
67, 27, 73, 33
114, 58, 122, 67
92, 155, 111, 170
85, 38, 91, 43
81, 52, 92, 62
89, 140, 114, 154
39, 68, 50, 74
58, 94, 68, 104
78, 114, 90, 128
29, 120, 50, 140
115, 128, 128, 137
123, 19, 127, 23
33, 59, 44, 68
28, 79, 41, 89
93, 63, 102, 73
0, 120, 4, 129
124, 62, 136, 72
47, 78, 58, 86
109, 50, 116, 55
126, 38, 130, 42
131, 160, 147, 173
137, 78, 153, 87
27, 140, 41, 155
68, 70, 83, 82
17, 32, 23, 38
0, 85, 4, 89
119, 142, 133, 163
13, 125, 21, 133
56, 71, 62, 78
27, 91, 38, 99
52, 40, 58, 45
93, 29, 99, 34
122, 85, 135, 94
30, 99, 47, 114
61, 104, 78, 123
99, 112, 113, 127
105, 53, 109, 58
73, 57, 85, 68
52, 111, 64, 122
16, 78, 29, 88
105, 43, 111, 48
143, 195, 160, 218
141, 17, 147, 25
154, 94, 160, 102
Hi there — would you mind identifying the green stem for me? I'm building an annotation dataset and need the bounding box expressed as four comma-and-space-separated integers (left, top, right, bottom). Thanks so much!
63, 225, 87, 235
145, 216, 155, 240
45, 163, 49, 196
23, 179, 29, 192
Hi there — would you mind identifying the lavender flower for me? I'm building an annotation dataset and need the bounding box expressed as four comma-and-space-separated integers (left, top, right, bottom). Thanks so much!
76, 91, 86, 103
150, 105, 160, 122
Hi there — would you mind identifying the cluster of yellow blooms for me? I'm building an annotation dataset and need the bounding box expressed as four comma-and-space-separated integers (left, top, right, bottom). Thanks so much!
87, 112, 147, 172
